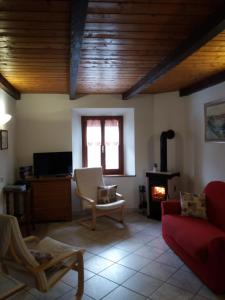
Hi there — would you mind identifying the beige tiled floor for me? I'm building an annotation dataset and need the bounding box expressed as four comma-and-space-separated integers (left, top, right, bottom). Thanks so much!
3, 213, 225, 300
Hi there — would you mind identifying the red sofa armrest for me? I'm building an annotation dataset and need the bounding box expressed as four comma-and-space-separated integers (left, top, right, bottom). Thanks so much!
161, 200, 181, 215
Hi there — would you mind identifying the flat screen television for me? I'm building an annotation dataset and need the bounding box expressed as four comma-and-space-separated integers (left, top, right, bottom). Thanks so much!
33, 151, 72, 177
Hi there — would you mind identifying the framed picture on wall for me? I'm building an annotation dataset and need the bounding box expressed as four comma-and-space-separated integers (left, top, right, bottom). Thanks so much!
205, 99, 225, 142
0, 130, 8, 150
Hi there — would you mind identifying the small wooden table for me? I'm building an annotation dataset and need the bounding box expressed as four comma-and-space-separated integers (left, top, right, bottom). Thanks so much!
0, 272, 26, 299
4, 187, 33, 235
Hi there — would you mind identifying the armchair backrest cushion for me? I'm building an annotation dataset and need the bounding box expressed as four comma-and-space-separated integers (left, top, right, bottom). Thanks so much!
0, 214, 38, 267
0, 214, 48, 290
204, 181, 225, 231
74, 167, 104, 203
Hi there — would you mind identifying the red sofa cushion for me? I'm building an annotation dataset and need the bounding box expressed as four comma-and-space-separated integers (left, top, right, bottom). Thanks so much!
204, 181, 225, 231
163, 214, 225, 262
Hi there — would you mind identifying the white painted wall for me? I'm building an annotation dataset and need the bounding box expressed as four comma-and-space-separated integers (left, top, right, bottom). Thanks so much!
16, 94, 156, 210
183, 81, 225, 193
152, 87, 225, 194
15, 94, 72, 165
0, 89, 16, 213
152, 92, 187, 189
13, 84, 225, 211
19, 91, 216, 211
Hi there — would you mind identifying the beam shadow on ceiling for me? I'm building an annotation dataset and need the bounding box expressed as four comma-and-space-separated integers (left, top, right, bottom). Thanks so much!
122, 3, 225, 100
179, 70, 225, 97
0, 74, 21, 100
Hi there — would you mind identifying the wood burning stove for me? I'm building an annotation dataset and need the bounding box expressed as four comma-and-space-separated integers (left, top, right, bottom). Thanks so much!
146, 171, 180, 220
146, 129, 180, 220
152, 186, 166, 201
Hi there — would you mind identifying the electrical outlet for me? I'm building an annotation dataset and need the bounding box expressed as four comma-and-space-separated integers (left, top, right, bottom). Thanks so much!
0, 177, 4, 183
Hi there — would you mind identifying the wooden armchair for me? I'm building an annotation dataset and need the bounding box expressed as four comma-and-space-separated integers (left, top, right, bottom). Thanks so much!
0, 214, 84, 300
74, 167, 126, 230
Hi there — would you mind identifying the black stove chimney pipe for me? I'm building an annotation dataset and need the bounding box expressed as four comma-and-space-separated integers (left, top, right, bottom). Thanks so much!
160, 129, 175, 172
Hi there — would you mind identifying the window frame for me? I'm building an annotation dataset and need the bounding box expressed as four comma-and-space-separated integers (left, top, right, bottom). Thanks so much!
81, 116, 124, 175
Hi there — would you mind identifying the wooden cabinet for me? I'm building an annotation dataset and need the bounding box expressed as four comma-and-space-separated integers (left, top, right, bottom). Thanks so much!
30, 177, 72, 222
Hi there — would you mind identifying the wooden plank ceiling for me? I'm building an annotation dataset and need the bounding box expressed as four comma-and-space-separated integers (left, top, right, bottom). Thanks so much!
0, 0, 225, 96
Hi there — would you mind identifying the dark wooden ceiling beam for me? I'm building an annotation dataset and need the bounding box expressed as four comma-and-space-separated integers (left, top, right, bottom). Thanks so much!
70, 0, 89, 100
122, 4, 225, 100
0, 73, 20, 100
179, 70, 225, 97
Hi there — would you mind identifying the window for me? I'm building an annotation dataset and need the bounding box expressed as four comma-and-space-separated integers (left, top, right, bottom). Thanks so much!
82, 116, 124, 174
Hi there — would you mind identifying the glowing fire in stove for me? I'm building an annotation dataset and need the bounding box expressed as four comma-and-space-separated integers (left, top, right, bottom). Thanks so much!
152, 186, 166, 200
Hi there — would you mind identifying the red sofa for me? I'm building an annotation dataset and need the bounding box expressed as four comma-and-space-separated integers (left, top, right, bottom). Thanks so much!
161, 181, 225, 293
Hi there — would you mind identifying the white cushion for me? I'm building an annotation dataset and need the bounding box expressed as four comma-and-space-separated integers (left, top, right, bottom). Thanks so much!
36, 237, 81, 257
96, 199, 125, 210
36, 237, 84, 268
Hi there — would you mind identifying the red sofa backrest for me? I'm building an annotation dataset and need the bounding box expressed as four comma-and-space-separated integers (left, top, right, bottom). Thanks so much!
204, 181, 225, 231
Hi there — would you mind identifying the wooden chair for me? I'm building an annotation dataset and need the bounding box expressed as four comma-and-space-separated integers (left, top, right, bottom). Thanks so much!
74, 167, 126, 230
0, 214, 84, 300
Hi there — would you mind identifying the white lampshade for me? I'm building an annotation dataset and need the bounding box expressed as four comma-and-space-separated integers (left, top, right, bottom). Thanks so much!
0, 113, 12, 125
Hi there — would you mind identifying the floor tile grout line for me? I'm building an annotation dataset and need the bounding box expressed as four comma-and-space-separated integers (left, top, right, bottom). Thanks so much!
54, 288, 76, 300
97, 268, 139, 285
31, 214, 220, 300
120, 275, 164, 299
190, 282, 206, 299
86, 238, 162, 266
163, 279, 200, 296
82, 229, 165, 298
95, 246, 134, 263
88, 253, 179, 300
145, 281, 194, 300
62, 231, 163, 296
99, 278, 160, 300
153, 253, 184, 269
27, 288, 40, 299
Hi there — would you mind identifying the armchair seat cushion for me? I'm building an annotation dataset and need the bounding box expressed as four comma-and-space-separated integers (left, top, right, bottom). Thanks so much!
96, 199, 125, 210
37, 237, 81, 255
163, 215, 225, 261
36, 237, 83, 267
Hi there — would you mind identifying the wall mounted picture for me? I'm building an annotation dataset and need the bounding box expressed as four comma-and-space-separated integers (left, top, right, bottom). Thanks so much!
205, 99, 225, 142
0, 130, 8, 150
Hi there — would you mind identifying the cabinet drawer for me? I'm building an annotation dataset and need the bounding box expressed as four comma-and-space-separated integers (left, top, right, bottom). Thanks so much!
30, 177, 72, 222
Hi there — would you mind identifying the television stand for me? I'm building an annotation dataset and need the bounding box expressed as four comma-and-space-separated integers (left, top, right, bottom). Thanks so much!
29, 176, 72, 222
